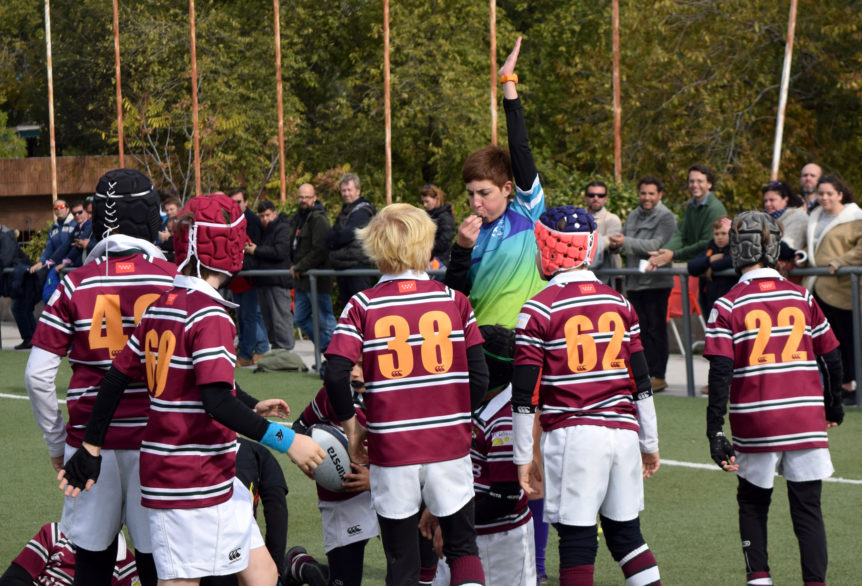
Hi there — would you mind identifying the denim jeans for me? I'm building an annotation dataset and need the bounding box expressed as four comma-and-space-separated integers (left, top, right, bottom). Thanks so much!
234, 288, 269, 359
294, 289, 337, 352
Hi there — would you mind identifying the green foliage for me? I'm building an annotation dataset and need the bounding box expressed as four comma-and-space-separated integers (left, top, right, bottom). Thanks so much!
0, 99, 26, 158
1, 0, 860, 216
20, 220, 50, 263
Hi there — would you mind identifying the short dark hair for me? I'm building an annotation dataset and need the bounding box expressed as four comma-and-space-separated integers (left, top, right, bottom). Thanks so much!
163, 197, 182, 209
637, 176, 664, 193
761, 181, 803, 208
462, 146, 512, 189
817, 175, 855, 205
228, 187, 247, 201
70, 199, 86, 210
257, 200, 276, 214
688, 164, 716, 187
584, 180, 607, 195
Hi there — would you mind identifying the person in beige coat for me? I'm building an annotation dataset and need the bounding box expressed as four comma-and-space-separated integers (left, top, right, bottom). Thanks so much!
805, 176, 862, 404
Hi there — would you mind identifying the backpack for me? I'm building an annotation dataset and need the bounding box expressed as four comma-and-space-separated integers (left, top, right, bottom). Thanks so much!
254, 348, 309, 372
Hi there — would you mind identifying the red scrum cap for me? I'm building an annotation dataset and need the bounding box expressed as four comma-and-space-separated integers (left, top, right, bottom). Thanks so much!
174, 193, 246, 276
534, 205, 598, 276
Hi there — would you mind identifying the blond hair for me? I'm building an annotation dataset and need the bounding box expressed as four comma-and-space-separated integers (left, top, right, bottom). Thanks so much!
357, 203, 436, 274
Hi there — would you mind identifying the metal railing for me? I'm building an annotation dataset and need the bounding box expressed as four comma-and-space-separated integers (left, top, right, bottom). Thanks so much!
3, 264, 860, 405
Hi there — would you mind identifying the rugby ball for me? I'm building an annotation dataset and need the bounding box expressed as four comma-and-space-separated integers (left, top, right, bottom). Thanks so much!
309, 424, 350, 493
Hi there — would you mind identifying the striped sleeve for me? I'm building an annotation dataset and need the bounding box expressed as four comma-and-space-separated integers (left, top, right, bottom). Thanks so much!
514, 298, 549, 367
191, 308, 236, 386
703, 296, 733, 359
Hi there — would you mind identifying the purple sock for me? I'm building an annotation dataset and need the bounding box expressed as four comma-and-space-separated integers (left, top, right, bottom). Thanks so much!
529, 498, 549, 578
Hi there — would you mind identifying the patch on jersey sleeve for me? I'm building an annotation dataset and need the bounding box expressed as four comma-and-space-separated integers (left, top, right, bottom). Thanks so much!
47, 288, 62, 306
340, 302, 352, 320
516, 312, 530, 330
708, 308, 719, 324
491, 430, 514, 447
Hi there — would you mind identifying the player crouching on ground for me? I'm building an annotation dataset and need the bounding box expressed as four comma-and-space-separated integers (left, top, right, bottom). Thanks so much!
323, 203, 489, 585
58, 193, 325, 586
512, 206, 661, 586
704, 211, 844, 586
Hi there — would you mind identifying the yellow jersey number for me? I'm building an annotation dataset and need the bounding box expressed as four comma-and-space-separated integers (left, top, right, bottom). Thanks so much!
375, 311, 454, 379
89, 293, 161, 357
563, 311, 626, 373
744, 307, 807, 366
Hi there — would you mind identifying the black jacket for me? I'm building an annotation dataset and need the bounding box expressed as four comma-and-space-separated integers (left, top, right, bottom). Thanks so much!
427, 204, 455, 265
326, 197, 376, 269
289, 201, 332, 293
249, 214, 292, 288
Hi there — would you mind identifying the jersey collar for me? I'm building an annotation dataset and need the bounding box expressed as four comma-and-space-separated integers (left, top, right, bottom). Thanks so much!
377, 269, 430, 283
173, 274, 238, 309
84, 234, 167, 266
548, 269, 599, 287
738, 267, 782, 283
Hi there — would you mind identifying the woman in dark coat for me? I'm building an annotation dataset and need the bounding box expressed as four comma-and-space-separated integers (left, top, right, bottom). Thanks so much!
419, 184, 455, 268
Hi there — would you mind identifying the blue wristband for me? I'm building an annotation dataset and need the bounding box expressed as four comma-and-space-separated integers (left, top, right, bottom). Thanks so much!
260, 422, 295, 454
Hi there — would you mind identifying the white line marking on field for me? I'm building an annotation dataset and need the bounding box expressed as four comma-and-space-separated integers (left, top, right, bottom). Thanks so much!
663, 458, 862, 485
0, 392, 66, 404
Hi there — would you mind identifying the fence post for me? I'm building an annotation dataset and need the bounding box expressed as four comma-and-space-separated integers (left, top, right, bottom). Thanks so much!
310, 272, 321, 373
678, 273, 696, 397
852, 272, 861, 407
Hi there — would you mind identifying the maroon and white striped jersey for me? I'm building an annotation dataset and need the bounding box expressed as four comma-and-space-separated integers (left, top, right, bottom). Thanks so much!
12, 522, 139, 586
299, 387, 368, 502
704, 268, 839, 452
326, 273, 484, 467
112, 275, 239, 509
514, 271, 643, 433
472, 386, 531, 535
32, 252, 176, 449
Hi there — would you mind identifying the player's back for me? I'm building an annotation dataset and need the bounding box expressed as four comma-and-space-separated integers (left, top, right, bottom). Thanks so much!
705, 271, 839, 452
328, 278, 483, 467
32, 252, 176, 449
516, 275, 642, 433
113, 281, 239, 509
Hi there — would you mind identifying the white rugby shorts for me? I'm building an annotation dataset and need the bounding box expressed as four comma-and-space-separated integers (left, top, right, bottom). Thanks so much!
318, 491, 379, 553
60, 445, 151, 552
542, 425, 644, 526
370, 455, 474, 520
149, 477, 264, 580
477, 522, 537, 586
735, 447, 834, 489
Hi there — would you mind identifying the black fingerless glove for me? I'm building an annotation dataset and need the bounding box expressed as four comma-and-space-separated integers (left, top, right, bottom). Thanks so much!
63, 447, 102, 489
708, 431, 735, 469
824, 403, 844, 426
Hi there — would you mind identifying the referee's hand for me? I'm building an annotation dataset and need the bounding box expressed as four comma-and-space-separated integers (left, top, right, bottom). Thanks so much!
58, 443, 102, 497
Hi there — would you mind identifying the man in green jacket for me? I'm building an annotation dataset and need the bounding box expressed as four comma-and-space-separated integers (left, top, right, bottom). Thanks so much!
647, 164, 727, 270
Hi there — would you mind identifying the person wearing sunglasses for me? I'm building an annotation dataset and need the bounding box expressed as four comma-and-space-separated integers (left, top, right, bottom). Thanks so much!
583, 180, 621, 287
54, 201, 93, 274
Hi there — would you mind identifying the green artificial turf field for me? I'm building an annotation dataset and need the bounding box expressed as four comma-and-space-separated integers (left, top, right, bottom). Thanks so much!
1, 350, 859, 584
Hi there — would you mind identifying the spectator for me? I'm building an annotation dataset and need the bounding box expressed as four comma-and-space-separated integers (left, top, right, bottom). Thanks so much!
762, 181, 806, 250
229, 188, 270, 366
327, 173, 376, 310
54, 200, 92, 273
0, 223, 29, 296
804, 176, 862, 405
687, 215, 735, 329
289, 183, 337, 355
246, 200, 295, 351
647, 164, 728, 274
0, 523, 139, 586
9, 199, 78, 350
583, 180, 621, 286
419, 183, 455, 268
29, 199, 76, 275
608, 176, 677, 392
799, 163, 823, 213
157, 196, 181, 262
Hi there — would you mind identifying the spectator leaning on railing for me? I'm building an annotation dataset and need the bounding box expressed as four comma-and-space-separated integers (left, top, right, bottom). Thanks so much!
804, 175, 862, 405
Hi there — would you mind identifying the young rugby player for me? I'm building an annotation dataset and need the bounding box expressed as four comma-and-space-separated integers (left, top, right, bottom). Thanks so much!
512, 206, 661, 586
324, 203, 489, 585
25, 168, 175, 586
59, 193, 324, 585
704, 211, 844, 586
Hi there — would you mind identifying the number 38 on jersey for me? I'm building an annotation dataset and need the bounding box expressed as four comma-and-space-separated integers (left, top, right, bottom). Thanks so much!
374, 311, 454, 379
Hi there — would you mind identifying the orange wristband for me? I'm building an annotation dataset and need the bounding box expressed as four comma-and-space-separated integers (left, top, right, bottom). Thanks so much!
499, 74, 519, 84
